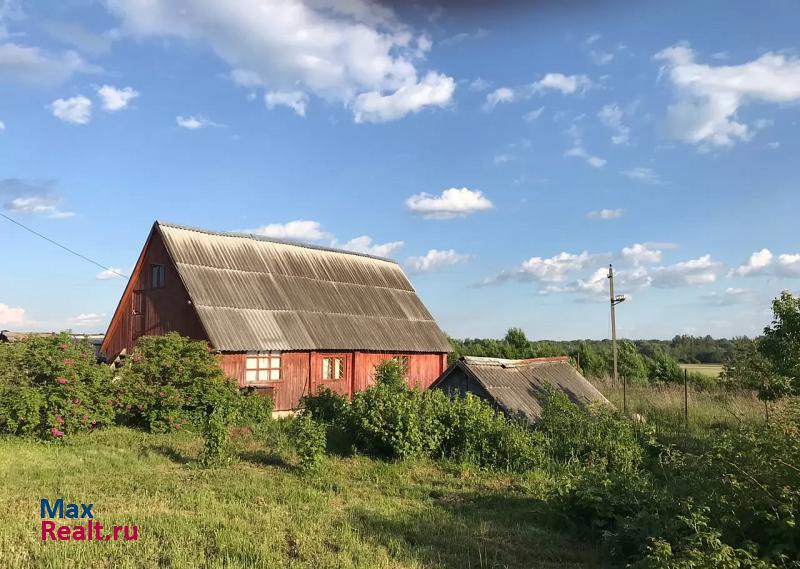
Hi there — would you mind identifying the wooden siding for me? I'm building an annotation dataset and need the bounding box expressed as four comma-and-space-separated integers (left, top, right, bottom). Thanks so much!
221, 350, 447, 411
101, 229, 208, 360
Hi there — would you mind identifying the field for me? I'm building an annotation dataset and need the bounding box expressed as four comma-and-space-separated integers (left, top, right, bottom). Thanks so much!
0, 426, 604, 569
679, 363, 724, 378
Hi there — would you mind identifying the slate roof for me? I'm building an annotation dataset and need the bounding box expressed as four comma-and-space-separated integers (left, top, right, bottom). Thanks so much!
432, 356, 610, 421
156, 222, 452, 353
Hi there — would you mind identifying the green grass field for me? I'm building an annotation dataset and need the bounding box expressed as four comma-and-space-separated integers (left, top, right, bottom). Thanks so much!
0, 427, 604, 569
679, 363, 724, 378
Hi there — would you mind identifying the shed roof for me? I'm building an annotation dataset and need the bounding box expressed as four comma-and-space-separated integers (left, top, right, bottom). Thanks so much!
433, 356, 610, 421
155, 222, 452, 353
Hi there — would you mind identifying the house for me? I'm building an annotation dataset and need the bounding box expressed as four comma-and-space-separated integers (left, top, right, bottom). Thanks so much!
431, 356, 610, 422
100, 221, 452, 411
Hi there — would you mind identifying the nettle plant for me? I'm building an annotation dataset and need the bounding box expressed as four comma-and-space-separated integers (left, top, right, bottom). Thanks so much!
0, 333, 115, 439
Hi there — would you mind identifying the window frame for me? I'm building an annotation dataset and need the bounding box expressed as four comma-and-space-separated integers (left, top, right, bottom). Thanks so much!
150, 264, 166, 289
321, 355, 347, 381
244, 351, 282, 383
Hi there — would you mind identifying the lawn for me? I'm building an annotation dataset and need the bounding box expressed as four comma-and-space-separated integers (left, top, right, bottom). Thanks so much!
679, 363, 724, 378
0, 426, 605, 569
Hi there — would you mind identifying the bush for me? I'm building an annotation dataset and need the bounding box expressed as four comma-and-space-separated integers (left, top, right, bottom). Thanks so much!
114, 333, 241, 433
300, 387, 349, 424
0, 333, 115, 439
291, 413, 327, 472
232, 388, 274, 428
646, 350, 683, 384
199, 406, 231, 467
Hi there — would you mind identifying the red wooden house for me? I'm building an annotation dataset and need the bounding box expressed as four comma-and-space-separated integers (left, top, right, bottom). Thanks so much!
101, 222, 452, 411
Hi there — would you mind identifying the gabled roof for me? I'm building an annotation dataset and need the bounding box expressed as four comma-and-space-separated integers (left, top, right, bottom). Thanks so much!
155, 222, 452, 353
432, 356, 610, 421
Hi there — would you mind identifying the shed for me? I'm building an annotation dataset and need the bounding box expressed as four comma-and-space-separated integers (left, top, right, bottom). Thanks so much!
431, 356, 610, 422
101, 221, 452, 411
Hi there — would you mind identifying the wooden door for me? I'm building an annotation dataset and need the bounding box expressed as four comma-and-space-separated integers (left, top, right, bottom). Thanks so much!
131, 290, 145, 340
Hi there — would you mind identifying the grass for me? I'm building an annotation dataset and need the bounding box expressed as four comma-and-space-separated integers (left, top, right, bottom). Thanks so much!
592, 378, 766, 447
0, 426, 605, 569
679, 363, 724, 378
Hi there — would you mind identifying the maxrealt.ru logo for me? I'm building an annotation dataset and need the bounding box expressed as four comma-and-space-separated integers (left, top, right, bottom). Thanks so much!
40, 499, 139, 542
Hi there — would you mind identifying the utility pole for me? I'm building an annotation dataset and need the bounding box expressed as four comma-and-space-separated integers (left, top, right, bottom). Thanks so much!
608, 265, 626, 410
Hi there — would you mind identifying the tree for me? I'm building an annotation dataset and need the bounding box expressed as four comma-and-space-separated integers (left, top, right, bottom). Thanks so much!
578, 342, 609, 378
617, 340, 648, 384
760, 291, 800, 397
503, 327, 533, 359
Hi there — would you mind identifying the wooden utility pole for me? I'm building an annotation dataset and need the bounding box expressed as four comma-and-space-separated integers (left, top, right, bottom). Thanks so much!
608, 265, 626, 411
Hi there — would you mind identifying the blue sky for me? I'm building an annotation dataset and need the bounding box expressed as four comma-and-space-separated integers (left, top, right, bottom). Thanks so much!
1, 0, 799, 341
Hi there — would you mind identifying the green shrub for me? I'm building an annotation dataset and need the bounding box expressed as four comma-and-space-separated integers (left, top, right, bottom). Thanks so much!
291, 413, 327, 472
114, 333, 241, 433
199, 406, 231, 467
646, 350, 683, 384
0, 333, 115, 439
232, 388, 274, 428
300, 387, 349, 424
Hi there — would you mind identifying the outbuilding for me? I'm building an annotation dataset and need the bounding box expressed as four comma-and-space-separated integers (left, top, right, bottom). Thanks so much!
101, 221, 452, 411
431, 356, 610, 422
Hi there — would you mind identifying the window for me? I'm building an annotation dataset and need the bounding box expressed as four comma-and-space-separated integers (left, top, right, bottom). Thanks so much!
245, 351, 281, 382
322, 357, 345, 380
150, 264, 166, 289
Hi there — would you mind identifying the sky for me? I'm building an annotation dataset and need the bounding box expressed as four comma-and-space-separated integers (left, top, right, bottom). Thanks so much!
1, 0, 799, 341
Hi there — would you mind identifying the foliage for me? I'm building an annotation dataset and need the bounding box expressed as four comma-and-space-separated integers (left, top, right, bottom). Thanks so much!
646, 349, 683, 384
199, 405, 231, 467
0, 333, 115, 438
291, 412, 327, 472
232, 388, 274, 428
578, 341, 610, 378
617, 340, 649, 384
300, 387, 349, 424
759, 291, 800, 398
373, 358, 407, 390
114, 333, 242, 433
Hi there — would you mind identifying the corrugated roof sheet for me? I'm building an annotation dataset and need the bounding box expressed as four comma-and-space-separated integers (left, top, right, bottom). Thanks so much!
156, 222, 452, 352
436, 356, 610, 421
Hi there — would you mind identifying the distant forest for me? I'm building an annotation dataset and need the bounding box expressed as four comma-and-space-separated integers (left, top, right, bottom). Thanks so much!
449, 331, 742, 365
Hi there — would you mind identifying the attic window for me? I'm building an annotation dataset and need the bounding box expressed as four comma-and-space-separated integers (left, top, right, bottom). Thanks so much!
150, 264, 166, 289
322, 357, 345, 380
245, 351, 281, 382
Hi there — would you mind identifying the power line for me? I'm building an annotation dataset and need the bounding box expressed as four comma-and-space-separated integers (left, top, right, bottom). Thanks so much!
0, 212, 130, 279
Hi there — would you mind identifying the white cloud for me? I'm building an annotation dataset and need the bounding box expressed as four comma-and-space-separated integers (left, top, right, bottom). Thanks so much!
353, 72, 454, 123
340, 235, 404, 257
523, 106, 544, 122
777, 254, 800, 276
704, 287, 751, 306
0, 119, 4, 130
598, 103, 630, 144
482, 251, 592, 286
241, 220, 331, 242
622, 243, 662, 265
66, 313, 105, 327
482, 87, 515, 111
650, 254, 722, 287
96, 267, 127, 280
622, 167, 665, 184
655, 43, 800, 148
587, 208, 624, 220
406, 249, 471, 272
97, 84, 139, 111
440, 27, 488, 47
0, 178, 75, 218
405, 187, 493, 219
564, 126, 606, 168
468, 77, 489, 92
50, 95, 91, 124
176, 114, 220, 129
0, 42, 95, 84
531, 73, 592, 95
106, 0, 455, 123
732, 248, 773, 276
265, 90, 308, 117
0, 302, 25, 326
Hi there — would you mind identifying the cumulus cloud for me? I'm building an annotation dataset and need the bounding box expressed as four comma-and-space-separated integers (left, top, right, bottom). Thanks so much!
265, 90, 308, 117
777, 254, 800, 276
240, 220, 331, 242
703, 287, 751, 306
598, 103, 630, 144
405, 187, 493, 220
405, 249, 471, 272
531, 73, 592, 95
0, 302, 25, 326
0, 42, 96, 84
650, 254, 722, 287
66, 313, 105, 327
732, 248, 773, 277
622, 167, 665, 185
340, 235, 404, 257
482, 87, 514, 111
480, 251, 592, 286
49, 95, 91, 124
622, 243, 662, 265
587, 208, 624, 220
105, 0, 454, 123
0, 178, 75, 218
655, 43, 800, 148
176, 114, 220, 129
97, 85, 139, 111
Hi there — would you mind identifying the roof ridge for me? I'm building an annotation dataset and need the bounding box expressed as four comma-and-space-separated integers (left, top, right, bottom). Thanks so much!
155, 220, 399, 264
